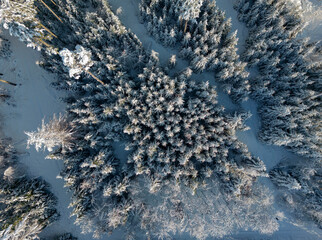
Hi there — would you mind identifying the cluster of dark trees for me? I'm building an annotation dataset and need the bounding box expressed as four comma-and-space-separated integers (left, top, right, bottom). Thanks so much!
234, 0, 322, 229
0, 137, 59, 240
2, 0, 279, 239
139, 0, 250, 102
235, 0, 321, 160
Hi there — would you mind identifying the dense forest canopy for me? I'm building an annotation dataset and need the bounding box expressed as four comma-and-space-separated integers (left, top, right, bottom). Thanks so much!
0, 0, 321, 239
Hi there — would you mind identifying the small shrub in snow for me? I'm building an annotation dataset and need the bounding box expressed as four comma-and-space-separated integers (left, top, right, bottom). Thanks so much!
0, 35, 11, 58
116, 7, 123, 16
56, 233, 77, 240
167, 54, 177, 69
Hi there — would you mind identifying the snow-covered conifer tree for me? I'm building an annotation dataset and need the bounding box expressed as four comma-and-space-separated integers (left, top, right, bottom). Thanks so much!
0, 35, 11, 58
236, 0, 321, 159
59, 45, 105, 84
167, 54, 177, 69
175, 0, 204, 32
0, 0, 57, 52
59, 45, 93, 79
26, 114, 74, 152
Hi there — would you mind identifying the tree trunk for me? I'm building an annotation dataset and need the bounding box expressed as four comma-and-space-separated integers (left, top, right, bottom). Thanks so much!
39, 0, 63, 23
49, 0, 57, 6
34, 37, 53, 49
184, 20, 188, 33
0, 79, 17, 86
86, 70, 105, 85
39, 23, 58, 38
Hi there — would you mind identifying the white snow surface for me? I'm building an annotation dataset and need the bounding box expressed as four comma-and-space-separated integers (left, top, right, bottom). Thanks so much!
0, 0, 321, 239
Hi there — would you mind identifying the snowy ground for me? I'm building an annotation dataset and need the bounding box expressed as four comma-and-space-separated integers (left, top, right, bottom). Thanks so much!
0, 0, 321, 239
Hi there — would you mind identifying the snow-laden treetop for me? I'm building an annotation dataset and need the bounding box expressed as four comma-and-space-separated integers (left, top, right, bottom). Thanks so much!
0, 0, 36, 42
0, 0, 56, 51
59, 45, 93, 79
176, 0, 204, 22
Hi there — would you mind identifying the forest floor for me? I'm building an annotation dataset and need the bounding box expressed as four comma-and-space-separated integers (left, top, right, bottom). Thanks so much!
0, 0, 321, 239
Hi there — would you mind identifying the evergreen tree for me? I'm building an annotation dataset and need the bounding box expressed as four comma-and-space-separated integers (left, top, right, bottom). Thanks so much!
59, 45, 94, 80
175, 0, 204, 32
26, 114, 74, 152
0, 138, 59, 240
